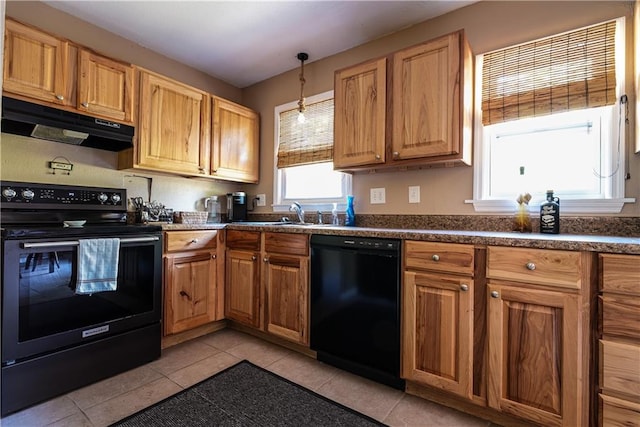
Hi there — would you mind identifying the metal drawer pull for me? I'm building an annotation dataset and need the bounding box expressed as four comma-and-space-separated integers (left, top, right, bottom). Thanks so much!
432, 254, 440, 261
460, 284, 469, 292
525, 262, 536, 271
491, 291, 500, 298
55, 94, 64, 101
22, 236, 159, 248
190, 239, 199, 244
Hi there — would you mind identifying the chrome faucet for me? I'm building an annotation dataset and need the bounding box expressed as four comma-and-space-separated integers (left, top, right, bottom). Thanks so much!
289, 202, 305, 223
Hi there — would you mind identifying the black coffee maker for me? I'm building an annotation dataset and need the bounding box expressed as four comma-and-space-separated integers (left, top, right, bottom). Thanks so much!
226, 192, 247, 222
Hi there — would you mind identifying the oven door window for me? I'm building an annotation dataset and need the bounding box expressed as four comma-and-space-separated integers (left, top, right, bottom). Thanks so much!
18, 244, 156, 342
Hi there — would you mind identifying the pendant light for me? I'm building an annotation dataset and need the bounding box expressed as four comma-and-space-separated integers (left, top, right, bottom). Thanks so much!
296, 52, 309, 124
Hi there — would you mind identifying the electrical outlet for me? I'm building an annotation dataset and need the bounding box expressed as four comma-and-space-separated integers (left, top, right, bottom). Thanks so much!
370, 188, 386, 204
255, 194, 266, 207
408, 186, 420, 203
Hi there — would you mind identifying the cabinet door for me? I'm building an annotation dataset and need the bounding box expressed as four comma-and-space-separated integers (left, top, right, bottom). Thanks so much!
487, 282, 582, 427
211, 97, 259, 183
78, 50, 134, 123
3, 19, 71, 105
263, 254, 309, 345
334, 58, 387, 168
402, 271, 473, 398
137, 71, 210, 175
225, 249, 260, 327
392, 32, 461, 160
164, 251, 217, 335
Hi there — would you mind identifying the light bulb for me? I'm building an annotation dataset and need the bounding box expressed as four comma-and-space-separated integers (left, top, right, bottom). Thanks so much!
297, 111, 306, 124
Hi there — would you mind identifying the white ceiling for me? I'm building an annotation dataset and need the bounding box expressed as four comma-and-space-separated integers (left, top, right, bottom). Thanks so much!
43, 0, 476, 88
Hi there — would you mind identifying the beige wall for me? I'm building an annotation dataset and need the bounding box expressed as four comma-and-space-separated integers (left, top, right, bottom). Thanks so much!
2, 1, 243, 212
242, 1, 639, 217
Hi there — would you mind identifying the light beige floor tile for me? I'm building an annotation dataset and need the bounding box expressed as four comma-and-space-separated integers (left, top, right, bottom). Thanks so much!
316, 369, 404, 422
83, 377, 182, 427
199, 328, 261, 351
48, 411, 94, 427
66, 365, 163, 410
384, 394, 490, 427
266, 352, 340, 391
167, 351, 241, 388
224, 338, 293, 368
147, 338, 220, 375
1, 395, 80, 427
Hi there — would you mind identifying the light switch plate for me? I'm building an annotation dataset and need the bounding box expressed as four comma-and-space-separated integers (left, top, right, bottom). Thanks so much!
255, 194, 266, 207
370, 188, 386, 204
408, 186, 420, 203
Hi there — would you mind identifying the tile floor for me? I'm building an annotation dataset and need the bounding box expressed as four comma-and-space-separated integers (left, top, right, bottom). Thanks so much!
2, 329, 496, 426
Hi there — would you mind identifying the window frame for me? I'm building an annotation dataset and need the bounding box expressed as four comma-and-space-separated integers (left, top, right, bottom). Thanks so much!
468, 17, 633, 214
273, 90, 352, 212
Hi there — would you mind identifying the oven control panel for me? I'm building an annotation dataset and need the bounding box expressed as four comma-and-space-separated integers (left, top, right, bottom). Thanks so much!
1, 181, 126, 209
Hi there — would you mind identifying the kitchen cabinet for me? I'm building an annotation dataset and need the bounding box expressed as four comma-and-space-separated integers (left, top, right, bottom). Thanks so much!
122, 68, 210, 176
3, 19, 134, 124
402, 241, 475, 399
163, 230, 223, 335
263, 232, 309, 345
598, 254, 640, 426
334, 30, 473, 172
486, 246, 592, 427
225, 230, 309, 346
333, 57, 387, 168
225, 230, 262, 328
211, 96, 260, 183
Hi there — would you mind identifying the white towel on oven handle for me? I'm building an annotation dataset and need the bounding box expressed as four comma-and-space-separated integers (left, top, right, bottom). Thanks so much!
76, 238, 120, 295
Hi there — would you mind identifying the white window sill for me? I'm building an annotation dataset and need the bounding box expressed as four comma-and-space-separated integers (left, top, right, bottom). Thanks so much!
465, 198, 635, 214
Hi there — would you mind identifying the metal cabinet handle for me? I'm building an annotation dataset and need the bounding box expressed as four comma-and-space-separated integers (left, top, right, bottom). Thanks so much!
432, 254, 440, 261
190, 239, 199, 244
263, 257, 269, 263
375, 154, 381, 160
525, 262, 536, 271
211, 254, 216, 259
491, 291, 500, 298
393, 151, 400, 158
81, 102, 89, 108
251, 255, 257, 261
179, 290, 192, 301
55, 95, 64, 101
460, 284, 469, 292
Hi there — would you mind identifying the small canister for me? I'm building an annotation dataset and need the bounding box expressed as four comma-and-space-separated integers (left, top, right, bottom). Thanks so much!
205, 196, 221, 223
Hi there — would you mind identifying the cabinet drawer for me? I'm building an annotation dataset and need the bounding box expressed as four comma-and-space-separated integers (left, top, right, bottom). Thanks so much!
601, 254, 640, 296
404, 241, 474, 276
601, 295, 640, 341
487, 246, 582, 289
264, 232, 308, 256
600, 340, 640, 398
165, 230, 217, 252
601, 394, 640, 426
226, 230, 261, 251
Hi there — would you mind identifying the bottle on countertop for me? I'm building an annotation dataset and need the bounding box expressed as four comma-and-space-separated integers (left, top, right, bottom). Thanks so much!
512, 166, 532, 233
345, 195, 355, 226
540, 190, 560, 234
331, 202, 339, 225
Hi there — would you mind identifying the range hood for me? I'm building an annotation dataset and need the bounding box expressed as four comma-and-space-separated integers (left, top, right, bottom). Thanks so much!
1, 96, 134, 152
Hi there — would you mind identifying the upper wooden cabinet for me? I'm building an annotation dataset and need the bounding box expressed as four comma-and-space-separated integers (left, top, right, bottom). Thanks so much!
128, 69, 210, 176
334, 30, 473, 171
334, 58, 387, 168
77, 49, 134, 123
211, 96, 260, 183
3, 19, 71, 106
3, 19, 134, 124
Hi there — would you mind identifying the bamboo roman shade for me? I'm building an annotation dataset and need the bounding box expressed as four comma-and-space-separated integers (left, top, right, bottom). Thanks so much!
481, 20, 617, 125
277, 98, 334, 168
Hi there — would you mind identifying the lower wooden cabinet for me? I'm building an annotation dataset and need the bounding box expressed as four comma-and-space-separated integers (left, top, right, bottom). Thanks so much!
225, 230, 261, 328
163, 230, 223, 335
599, 253, 640, 426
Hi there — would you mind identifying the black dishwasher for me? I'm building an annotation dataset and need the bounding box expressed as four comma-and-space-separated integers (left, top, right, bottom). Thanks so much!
310, 234, 404, 390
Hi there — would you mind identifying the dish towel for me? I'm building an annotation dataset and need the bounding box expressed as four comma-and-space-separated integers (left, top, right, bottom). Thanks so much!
76, 238, 120, 295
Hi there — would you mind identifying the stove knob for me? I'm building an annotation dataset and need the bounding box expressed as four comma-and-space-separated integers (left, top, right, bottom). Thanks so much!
97, 193, 108, 203
22, 189, 35, 200
111, 194, 122, 204
2, 188, 16, 200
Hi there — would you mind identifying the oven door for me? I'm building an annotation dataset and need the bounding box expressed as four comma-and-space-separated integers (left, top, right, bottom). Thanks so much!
1, 233, 162, 365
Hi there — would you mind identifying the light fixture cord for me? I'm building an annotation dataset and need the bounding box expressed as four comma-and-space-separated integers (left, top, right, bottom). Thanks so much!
298, 58, 306, 114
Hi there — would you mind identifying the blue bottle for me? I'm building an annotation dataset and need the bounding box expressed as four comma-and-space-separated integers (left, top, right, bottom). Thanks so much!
345, 195, 355, 226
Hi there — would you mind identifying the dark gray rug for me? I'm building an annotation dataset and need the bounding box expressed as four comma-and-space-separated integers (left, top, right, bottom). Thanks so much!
110, 360, 386, 426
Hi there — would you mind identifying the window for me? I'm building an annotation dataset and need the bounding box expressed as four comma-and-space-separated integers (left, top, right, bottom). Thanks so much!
274, 90, 351, 211
471, 18, 633, 213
